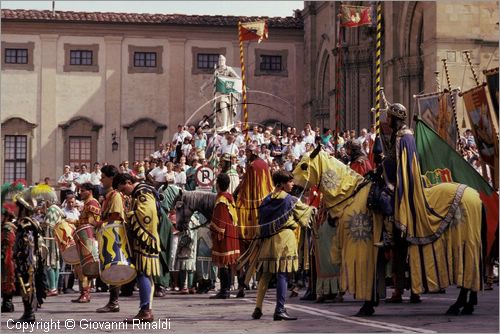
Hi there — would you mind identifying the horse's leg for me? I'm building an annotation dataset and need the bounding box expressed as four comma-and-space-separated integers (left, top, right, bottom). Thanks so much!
461, 290, 477, 315
445, 287, 468, 315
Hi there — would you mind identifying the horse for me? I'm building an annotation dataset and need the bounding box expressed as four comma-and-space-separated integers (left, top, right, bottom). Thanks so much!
174, 189, 217, 232
293, 145, 484, 316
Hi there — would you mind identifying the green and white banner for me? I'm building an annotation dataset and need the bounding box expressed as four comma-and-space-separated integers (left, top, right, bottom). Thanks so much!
215, 75, 242, 94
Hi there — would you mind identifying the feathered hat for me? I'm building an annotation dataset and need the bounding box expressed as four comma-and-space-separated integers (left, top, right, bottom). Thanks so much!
1, 179, 27, 215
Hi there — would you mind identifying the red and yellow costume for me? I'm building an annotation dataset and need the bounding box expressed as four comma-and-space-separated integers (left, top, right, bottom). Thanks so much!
210, 192, 240, 266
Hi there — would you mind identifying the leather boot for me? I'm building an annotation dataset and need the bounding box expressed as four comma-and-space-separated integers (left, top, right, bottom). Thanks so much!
1, 294, 14, 312
72, 287, 90, 303
124, 308, 154, 323
97, 286, 120, 312
16, 299, 35, 323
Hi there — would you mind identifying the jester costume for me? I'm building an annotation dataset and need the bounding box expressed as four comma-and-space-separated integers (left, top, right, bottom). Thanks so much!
127, 182, 161, 319
96, 188, 127, 313
209, 192, 240, 298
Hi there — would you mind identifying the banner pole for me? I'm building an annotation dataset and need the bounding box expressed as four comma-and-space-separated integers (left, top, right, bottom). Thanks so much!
238, 22, 249, 142
441, 58, 460, 148
374, 2, 382, 137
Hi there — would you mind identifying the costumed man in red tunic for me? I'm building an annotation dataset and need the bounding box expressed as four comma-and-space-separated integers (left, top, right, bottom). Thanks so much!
346, 139, 374, 176
209, 173, 241, 299
234, 144, 274, 297
71, 182, 101, 303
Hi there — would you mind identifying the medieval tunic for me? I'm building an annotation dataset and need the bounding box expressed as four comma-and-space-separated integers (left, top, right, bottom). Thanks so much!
210, 192, 240, 266
254, 191, 314, 274
1, 219, 17, 295
128, 183, 161, 277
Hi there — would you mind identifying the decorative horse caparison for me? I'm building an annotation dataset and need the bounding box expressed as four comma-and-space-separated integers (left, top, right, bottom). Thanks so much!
293, 147, 484, 316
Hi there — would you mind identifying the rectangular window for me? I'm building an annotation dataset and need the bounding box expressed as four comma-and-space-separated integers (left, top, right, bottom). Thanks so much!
69, 136, 92, 169
70, 50, 93, 65
260, 55, 282, 71
4, 48, 28, 64
4, 135, 27, 183
197, 53, 219, 70
134, 52, 157, 68
134, 137, 156, 162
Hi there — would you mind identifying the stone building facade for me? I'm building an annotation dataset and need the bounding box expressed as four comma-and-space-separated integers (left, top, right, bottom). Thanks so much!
302, 1, 498, 133
1, 9, 304, 184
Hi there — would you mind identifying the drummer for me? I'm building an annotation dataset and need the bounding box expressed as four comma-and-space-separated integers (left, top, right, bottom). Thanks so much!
95, 165, 125, 313
71, 183, 101, 303
113, 173, 161, 323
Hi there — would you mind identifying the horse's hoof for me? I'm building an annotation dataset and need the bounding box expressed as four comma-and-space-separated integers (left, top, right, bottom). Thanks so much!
460, 305, 474, 315
445, 305, 461, 316
355, 307, 374, 317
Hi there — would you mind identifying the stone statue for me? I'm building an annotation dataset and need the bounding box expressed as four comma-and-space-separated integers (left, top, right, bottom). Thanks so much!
200, 55, 241, 133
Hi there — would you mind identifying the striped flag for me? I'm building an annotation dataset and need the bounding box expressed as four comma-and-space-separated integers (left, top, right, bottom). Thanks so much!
239, 20, 268, 43
340, 5, 373, 27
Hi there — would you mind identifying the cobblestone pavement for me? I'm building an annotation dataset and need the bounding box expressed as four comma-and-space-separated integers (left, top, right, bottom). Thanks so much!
1, 285, 498, 333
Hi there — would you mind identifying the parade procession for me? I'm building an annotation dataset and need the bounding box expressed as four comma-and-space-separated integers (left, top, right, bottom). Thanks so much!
1, 1, 499, 333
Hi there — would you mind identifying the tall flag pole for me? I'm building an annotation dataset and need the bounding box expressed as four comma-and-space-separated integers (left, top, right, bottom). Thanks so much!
374, 2, 382, 136
237, 23, 248, 141
238, 20, 268, 142
334, 6, 343, 152
441, 58, 460, 147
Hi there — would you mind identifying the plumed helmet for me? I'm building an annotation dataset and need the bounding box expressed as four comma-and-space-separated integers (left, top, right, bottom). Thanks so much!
387, 103, 407, 120
13, 187, 37, 212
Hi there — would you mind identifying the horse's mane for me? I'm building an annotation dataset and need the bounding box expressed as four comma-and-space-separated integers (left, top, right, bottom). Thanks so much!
181, 190, 217, 218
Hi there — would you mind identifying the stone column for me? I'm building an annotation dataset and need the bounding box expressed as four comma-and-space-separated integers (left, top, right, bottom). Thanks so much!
168, 38, 186, 137
104, 36, 123, 166
39, 34, 58, 183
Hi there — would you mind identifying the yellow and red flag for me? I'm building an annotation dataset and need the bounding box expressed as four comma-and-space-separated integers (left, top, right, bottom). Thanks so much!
340, 5, 372, 28
239, 20, 268, 43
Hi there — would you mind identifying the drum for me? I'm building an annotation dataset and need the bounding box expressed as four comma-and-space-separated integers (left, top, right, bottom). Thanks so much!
73, 224, 100, 278
97, 222, 136, 285
54, 220, 79, 265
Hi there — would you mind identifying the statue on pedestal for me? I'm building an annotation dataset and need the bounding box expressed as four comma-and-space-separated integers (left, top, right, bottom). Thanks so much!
201, 55, 241, 133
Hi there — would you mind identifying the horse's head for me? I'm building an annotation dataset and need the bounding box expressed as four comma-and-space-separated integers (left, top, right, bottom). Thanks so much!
174, 190, 193, 232
159, 184, 181, 212
293, 144, 322, 190
293, 145, 364, 206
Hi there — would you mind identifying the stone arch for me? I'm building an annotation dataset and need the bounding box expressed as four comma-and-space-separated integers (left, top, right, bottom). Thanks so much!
1, 117, 38, 184
398, 1, 424, 116
315, 48, 332, 129
123, 117, 167, 161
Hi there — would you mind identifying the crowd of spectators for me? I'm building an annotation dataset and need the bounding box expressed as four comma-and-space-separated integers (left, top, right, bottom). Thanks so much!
54, 121, 492, 198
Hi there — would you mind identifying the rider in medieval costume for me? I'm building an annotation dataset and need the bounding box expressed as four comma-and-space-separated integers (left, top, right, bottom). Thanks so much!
380, 103, 482, 303
114, 173, 161, 323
